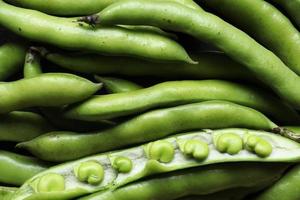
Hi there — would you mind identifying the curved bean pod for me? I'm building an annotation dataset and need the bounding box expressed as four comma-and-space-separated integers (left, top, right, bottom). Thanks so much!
0, 111, 53, 142
5, 0, 201, 16
64, 80, 299, 124
43, 50, 253, 81
23, 47, 42, 78
0, 186, 18, 200
18, 101, 278, 161
199, 0, 300, 76
95, 76, 142, 93
0, 150, 50, 185
0, 73, 100, 114
0, 1, 194, 64
93, 0, 300, 109
268, 0, 300, 29
13, 128, 300, 199
254, 164, 300, 200
0, 42, 26, 81
79, 163, 287, 200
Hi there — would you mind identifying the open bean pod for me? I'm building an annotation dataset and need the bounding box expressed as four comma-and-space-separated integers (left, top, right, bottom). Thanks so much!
12, 128, 300, 200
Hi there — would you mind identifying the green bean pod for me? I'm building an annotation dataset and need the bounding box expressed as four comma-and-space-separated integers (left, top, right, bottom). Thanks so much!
18, 100, 278, 161
0, 111, 53, 142
0, 73, 100, 114
43, 50, 253, 81
64, 80, 299, 124
0, 186, 18, 200
93, 0, 300, 109
0, 1, 194, 64
79, 163, 287, 200
268, 0, 300, 29
0, 150, 50, 186
0, 42, 26, 81
199, 0, 300, 76
95, 76, 142, 93
4, 0, 201, 16
13, 128, 300, 200
254, 164, 300, 200
23, 47, 42, 78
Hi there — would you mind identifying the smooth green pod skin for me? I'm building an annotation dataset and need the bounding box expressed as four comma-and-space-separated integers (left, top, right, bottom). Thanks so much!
79, 163, 287, 200
95, 76, 142, 93
0, 186, 18, 200
64, 80, 299, 124
0, 42, 26, 81
254, 164, 300, 200
95, 0, 300, 109
44, 51, 254, 81
0, 111, 53, 142
199, 0, 300, 76
13, 128, 300, 200
5, 0, 201, 16
268, 0, 300, 29
23, 48, 42, 78
0, 1, 193, 64
0, 150, 50, 186
0, 73, 100, 114
18, 101, 277, 161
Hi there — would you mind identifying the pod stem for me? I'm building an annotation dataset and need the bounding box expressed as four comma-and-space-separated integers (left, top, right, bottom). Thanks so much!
272, 127, 300, 142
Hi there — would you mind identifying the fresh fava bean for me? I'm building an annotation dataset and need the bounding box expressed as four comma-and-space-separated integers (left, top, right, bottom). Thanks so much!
0, 42, 26, 81
12, 128, 300, 200
199, 0, 300, 76
0, 73, 100, 114
0, 1, 194, 64
23, 47, 42, 78
43, 50, 254, 81
79, 162, 287, 200
5, 0, 201, 16
253, 164, 300, 200
268, 0, 300, 29
18, 101, 279, 161
91, 0, 300, 109
64, 80, 299, 124
0, 150, 50, 186
95, 76, 142, 93
0, 111, 53, 142
0, 186, 18, 200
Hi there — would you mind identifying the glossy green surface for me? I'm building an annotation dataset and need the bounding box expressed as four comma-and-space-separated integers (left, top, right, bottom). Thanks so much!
96, 0, 300, 109
95, 76, 142, 93
64, 80, 298, 124
200, 0, 300, 76
23, 48, 42, 78
19, 101, 276, 161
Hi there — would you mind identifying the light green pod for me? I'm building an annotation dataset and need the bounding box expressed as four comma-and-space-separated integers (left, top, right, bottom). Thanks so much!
0, 111, 53, 142
0, 150, 50, 186
79, 163, 287, 200
0, 1, 194, 64
0, 42, 26, 81
64, 80, 299, 124
5, 0, 201, 15
0, 73, 100, 114
12, 128, 300, 200
95, 76, 142, 93
18, 100, 277, 161
199, 0, 300, 76
254, 164, 300, 200
95, 0, 300, 109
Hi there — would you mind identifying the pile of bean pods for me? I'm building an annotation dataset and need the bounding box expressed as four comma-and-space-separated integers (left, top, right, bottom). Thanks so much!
1, 0, 300, 199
